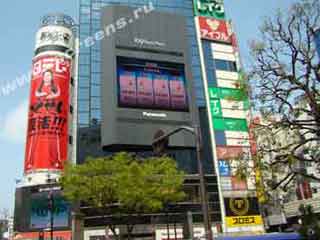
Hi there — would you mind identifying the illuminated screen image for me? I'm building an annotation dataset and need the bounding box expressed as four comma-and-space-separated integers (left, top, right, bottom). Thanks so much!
30, 192, 70, 229
117, 57, 189, 111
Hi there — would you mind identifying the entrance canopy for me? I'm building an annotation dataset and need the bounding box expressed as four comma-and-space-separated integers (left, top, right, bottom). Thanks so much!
217, 233, 300, 240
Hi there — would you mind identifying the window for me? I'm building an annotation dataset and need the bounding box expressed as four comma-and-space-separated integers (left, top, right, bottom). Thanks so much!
215, 59, 237, 72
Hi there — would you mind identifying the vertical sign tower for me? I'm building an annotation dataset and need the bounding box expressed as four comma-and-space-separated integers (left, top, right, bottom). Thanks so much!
193, 0, 265, 235
22, 14, 76, 186
14, 14, 76, 239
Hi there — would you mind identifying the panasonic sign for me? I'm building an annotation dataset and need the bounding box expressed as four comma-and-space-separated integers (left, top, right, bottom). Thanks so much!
142, 112, 167, 118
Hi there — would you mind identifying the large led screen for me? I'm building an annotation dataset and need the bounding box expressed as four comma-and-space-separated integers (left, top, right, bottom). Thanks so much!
117, 57, 189, 111
30, 192, 70, 229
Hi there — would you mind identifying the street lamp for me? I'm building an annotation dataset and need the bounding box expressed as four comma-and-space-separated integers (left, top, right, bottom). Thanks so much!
152, 125, 213, 240
47, 190, 54, 240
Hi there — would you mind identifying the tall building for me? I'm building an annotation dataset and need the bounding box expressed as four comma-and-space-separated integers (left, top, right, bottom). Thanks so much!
14, 14, 76, 240
77, 0, 264, 238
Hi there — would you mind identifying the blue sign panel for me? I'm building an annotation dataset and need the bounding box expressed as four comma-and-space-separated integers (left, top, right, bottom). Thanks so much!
219, 160, 231, 176
315, 29, 320, 58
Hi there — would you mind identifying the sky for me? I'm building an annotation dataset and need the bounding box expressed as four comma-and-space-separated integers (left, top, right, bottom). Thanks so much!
0, 0, 294, 213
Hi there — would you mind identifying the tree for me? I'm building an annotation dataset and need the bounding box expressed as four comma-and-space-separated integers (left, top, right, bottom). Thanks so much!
298, 204, 320, 239
249, 0, 320, 190
60, 152, 185, 240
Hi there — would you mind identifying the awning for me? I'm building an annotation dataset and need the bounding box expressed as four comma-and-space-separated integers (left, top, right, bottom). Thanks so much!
217, 233, 301, 240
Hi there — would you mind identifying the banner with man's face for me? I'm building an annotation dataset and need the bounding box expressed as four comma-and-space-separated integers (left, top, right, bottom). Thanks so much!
24, 55, 71, 173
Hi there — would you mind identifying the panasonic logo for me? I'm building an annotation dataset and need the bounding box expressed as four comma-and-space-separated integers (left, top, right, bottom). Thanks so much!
134, 38, 166, 47
142, 112, 167, 118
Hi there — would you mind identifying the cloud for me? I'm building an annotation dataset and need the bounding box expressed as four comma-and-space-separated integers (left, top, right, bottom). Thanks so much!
0, 99, 28, 144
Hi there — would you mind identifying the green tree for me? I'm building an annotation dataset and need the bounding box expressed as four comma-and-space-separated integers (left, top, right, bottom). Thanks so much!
249, 0, 320, 189
60, 152, 185, 240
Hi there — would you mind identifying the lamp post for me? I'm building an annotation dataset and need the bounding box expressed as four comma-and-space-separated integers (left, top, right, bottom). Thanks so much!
152, 125, 213, 240
48, 190, 54, 240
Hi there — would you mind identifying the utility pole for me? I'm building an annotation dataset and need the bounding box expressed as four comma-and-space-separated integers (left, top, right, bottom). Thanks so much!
152, 126, 213, 240
48, 190, 54, 240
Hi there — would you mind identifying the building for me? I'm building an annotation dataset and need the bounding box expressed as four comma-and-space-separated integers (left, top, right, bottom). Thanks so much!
252, 114, 320, 231
13, 13, 77, 240
77, 0, 264, 238
13, 0, 264, 239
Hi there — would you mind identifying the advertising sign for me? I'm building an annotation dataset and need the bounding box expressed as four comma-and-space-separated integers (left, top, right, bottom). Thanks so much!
213, 118, 248, 132
219, 160, 231, 176
226, 215, 263, 228
210, 99, 222, 117
117, 57, 188, 111
209, 87, 247, 102
224, 197, 260, 216
220, 177, 232, 190
24, 55, 71, 173
154, 74, 170, 109
118, 70, 137, 106
30, 192, 70, 229
226, 138, 251, 147
217, 146, 249, 159
315, 29, 320, 58
35, 26, 74, 51
231, 176, 247, 190
198, 16, 232, 43
137, 71, 154, 107
13, 231, 71, 240
194, 0, 225, 19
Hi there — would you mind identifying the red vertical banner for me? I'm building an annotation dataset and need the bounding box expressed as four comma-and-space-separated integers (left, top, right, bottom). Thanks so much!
24, 55, 71, 173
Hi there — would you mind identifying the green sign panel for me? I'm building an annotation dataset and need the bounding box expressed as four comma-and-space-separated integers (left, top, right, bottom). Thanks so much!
210, 99, 222, 117
194, 0, 225, 19
209, 87, 248, 102
213, 118, 248, 132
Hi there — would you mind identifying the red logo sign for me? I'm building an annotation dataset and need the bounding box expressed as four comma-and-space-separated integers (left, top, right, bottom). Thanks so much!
24, 55, 71, 173
231, 176, 248, 191
199, 16, 232, 43
217, 146, 248, 160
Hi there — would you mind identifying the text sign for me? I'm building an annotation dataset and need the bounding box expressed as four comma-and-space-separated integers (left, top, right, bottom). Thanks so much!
226, 215, 263, 227
199, 16, 232, 43
213, 118, 248, 132
219, 160, 231, 176
194, 0, 225, 19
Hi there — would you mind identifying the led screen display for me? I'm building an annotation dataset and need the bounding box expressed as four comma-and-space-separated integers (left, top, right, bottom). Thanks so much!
117, 57, 189, 111
30, 192, 70, 229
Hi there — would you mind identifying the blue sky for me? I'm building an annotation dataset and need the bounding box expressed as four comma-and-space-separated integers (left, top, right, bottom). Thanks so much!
0, 0, 293, 212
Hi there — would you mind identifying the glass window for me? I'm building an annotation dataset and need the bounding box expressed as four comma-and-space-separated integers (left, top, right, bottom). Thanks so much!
91, 96, 101, 109
80, 23, 90, 34
78, 76, 90, 87
91, 84, 101, 97
215, 59, 237, 72
79, 64, 90, 76
92, 61, 101, 73
79, 88, 90, 99
92, 73, 101, 85
79, 54, 90, 65
78, 100, 90, 112
91, 109, 101, 121
79, 112, 89, 125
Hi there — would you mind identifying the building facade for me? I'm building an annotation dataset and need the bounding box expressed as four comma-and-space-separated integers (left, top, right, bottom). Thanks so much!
14, 14, 77, 240
78, 0, 264, 238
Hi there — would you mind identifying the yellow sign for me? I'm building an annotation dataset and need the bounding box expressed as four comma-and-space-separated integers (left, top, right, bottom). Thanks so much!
226, 215, 263, 227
